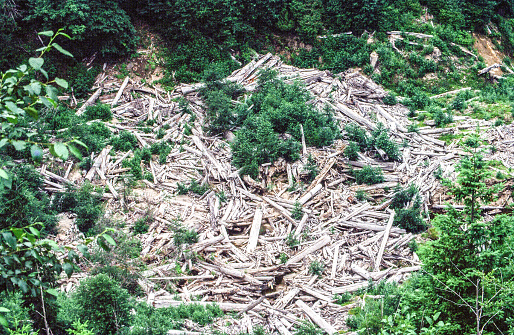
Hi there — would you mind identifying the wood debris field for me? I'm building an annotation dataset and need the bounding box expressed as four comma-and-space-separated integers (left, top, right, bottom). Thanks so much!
44, 54, 514, 334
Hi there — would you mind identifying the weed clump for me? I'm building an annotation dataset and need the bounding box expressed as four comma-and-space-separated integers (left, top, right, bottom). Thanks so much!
309, 260, 324, 276
111, 131, 138, 152
391, 184, 427, 233
343, 123, 401, 162
344, 141, 360, 160
203, 69, 339, 178
292, 201, 303, 220
84, 103, 112, 121
177, 179, 209, 196
53, 182, 104, 233
354, 166, 385, 185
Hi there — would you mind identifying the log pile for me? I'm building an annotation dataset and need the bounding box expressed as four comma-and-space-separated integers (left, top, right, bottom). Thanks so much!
45, 53, 512, 334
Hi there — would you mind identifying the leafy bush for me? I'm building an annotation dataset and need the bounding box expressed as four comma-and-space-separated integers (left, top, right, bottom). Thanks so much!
112, 131, 138, 152
71, 274, 132, 335
0, 164, 57, 233
344, 142, 360, 161
84, 103, 112, 121
67, 122, 112, 155
150, 141, 172, 164
354, 166, 385, 185
391, 184, 427, 233
383, 93, 398, 105
133, 216, 151, 235
344, 124, 369, 151
176, 179, 209, 196
303, 154, 318, 181
371, 124, 401, 161
173, 228, 198, 247
309, 260, 324, 276
53, 183, 104, 233
432, 107, 453, 127
292, 201, 303, 220
67, 64, 102, 98
294, 321, 324, 335
0, 291, 35, 334
126, 301, 223, 334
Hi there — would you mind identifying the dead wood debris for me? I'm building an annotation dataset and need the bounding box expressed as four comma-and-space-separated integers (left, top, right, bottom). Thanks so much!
43, 53, 513, 334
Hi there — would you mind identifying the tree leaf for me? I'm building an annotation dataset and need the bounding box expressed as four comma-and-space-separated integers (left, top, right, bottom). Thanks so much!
46, 288, 58, 297
40, 96, 53, 108
53, 142, 69, 160
46, 85, 58, 103
97, 237, 110, 252
0, 315, 8, 327
0, 307, 9, 313
0, 168, 8, 180
5, 101, 23, 114
38, 30, 54, 37
72, 138, 88, 148
77, 244, 89, 257
2, 232, 18, 249
52, 43, 73, 58
31, 145, 43, 162
63, 262, 73, 278
28, 57, 44, 71
55, 77, 68, 89
67, 144, 82, 159
11, 140, 26, 151
103, 234, 116, 246
28, 227, 40, 238
25, 106, 39, 119
18, 279, 28, 293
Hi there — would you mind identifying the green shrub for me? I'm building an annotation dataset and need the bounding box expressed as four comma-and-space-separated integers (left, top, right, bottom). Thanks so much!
67, 122, 112, 155
133, 216, 151, 235
356, 190, 367, 201
309, 260, 324, 276
383, 94, 398, 105
371, 124, 401, 161
292, 201, 303, 220
0, 164, 57, 233
176, 179, 209, 196
68, 64, 102, 98
344, 141, 360, 161
354, 166, 385, 185
150, 142, 172, 164
294, 321, 324, 335
0, 291, 35, 334
112, 131, 138, 152
173, 228, 198, 248
391, 185, 427, 233
53, 183, 104, 233
303, 154, 318, 181
84, 103, 112, 121
344, 124, 369, 151
432, 107, 453, 127
286, 233, 300, 247
72, 274, 132, 335
126, 301, 223, 334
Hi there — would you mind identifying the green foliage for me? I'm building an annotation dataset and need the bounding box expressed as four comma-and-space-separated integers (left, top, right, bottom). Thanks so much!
203, 71, 339, 178
391, 184, 426, 233
53, 183, 104, 233
65, 320, 94, 335
0, 164, 56, 233
432, 106, 453, 127
126, 301, 223, 334
286, 233, 300, 248
334, 293, 352, 305
355, 190, 367, 201
67, 122, 112, 156
176, 179, 209, 196
354, 166, 385, 185
292, 201, 303, 220
344, 123, 400, 162
71, 274, 132, 335
133, 216, 151, 235
25, 0, 137, 60
383, 93, 398, 105
303, 155, 318, 182
344, 142, 360, 161
0, 291, 35, 334
112, 131, 138, 152
308, 260, 324, 276
293, 321, 323, 335
173, 228, 198, 248
150, 141, 172, 164
67, 64, 102, 98
279, 253, 288, 264
83, 103, 112, 122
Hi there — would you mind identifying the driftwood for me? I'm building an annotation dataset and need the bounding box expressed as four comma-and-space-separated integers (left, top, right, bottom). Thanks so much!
45, 52, 509, 334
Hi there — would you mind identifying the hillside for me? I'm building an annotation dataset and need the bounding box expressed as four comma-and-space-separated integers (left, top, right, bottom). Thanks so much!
2, 2, 514, 335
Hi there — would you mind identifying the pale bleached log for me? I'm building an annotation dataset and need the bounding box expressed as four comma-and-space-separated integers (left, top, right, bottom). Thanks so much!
76, 88, 103, 116
350, 181, 398, 192
295, 300, 337, 335
286, 235, 331, 266
331, 245, 339, 280
303, 157, 336, 195
329, 101, 376, 130
293, 214, 309, 239
338, 220, 405, 234
154, 300, 264, 312
298, 184, 323, 205
247, 206, 263, 252
351, 264, 371, 280
430, 87, 471, 99
478, 63, 501, 75
111, 76, 130, 107
332, 281, 369, 294
374, 211, 395, 271
300, 285, 333, 303
375, 105, 408, 132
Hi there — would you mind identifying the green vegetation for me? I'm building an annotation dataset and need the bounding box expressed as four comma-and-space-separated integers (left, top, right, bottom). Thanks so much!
353, 166, 385, 185
391, 184, 427, 233
84, 103, 112, 122
308, 260, 324, 276
292, 201, 303, 220
177, 179, 209, 196
344, 123, 401, 162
